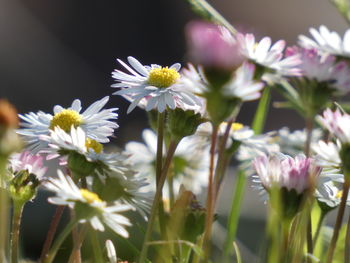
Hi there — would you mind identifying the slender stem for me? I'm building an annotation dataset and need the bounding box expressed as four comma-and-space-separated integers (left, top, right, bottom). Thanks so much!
156, 112, 167, 239
214, 118, 233, 197
44, 218, 79, 263
70, 210, 81, 263
40, 206, 65, 261
304, 117, 313, 158
202, 123, 219, 262
222, 170, 246, 263
156, 112, 165, 186
10, 201, 24, 263
89, 227, 104, 263
304, 117, 314, 260
326, 180, 350, 263
68, 223, 88, 263
138, 140, 179, 263
0, 156, 9, 262
345, 192, 350, 262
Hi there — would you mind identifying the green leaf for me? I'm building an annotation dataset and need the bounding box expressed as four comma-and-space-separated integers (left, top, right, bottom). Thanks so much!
331, 0, 350, 24
186, 0, 237, 34
252, 86, 271, 134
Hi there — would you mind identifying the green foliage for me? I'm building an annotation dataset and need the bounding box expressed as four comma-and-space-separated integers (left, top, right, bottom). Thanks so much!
331, 0, 350, 24
185, 0, 237, 34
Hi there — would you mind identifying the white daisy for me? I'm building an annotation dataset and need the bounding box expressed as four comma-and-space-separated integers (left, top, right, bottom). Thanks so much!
40, 127, 128, 175
44, 170, 132, 237
125, 129, 209, 195
111, 56, 202, 113
252, 153, 321, 194
94, 168, 153, 220
298, 25, 350, 57
286, 47, 350, 94
274, 127, 323, 156
9, 150, 48, 179
318, 108, 350, 144
181, 62, 264, 102
237, 33, 301, 78
312, 140, 344, 183
222, 62, 265, 101
18, 97, 118, 151
316, 180, 350, 209
195, 121, 254, 148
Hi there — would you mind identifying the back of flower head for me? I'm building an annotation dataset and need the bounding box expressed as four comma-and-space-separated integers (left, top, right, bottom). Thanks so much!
253, 153, 320, 220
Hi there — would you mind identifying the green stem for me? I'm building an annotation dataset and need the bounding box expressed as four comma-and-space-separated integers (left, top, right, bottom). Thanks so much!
156, 112, 167, 240
222, 170, 246, 263
252, 86, 271, 134
326, 180, 350, 263
68, 223, 88, 263
345, 197, 350, 262
89, 227, 104, 263
43, 218, 79, 263
156, 112, 165, 186
304, 117, 314, 262
0, 156, 9, 262
40, 206, 65, 261
138, 140, 179, 263
10, 201, 24, 263
202, 124, 219, 262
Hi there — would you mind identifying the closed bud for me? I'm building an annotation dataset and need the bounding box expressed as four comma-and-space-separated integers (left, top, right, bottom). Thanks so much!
67, 152, 98, 177
8, 170, 40, 204
167, 109, 204, 141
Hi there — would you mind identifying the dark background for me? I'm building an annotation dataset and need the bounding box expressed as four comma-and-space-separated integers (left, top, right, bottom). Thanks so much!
0, 0, 347, 260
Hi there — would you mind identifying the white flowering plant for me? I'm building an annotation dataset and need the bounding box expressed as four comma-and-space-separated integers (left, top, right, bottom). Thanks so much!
2, 0, 350, 262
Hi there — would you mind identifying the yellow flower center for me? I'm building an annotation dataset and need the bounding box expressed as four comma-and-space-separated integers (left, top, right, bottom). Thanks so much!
231, 122, 244, 131
80, 189, 103, 204
148, 67, 180, 88
85, 138, 103, 154
49, 109, 83, 132
336, 190, 343, 199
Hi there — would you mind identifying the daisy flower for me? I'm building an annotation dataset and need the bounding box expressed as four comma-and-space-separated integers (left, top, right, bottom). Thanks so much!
186, 21, 244, 71
44, 170, 132, 237
181, 62, 265, 102
9, 150, 47, 179
237, 33, 301, 79
312, 140, 344, 183
316, 180, 350, 210
252, 153, 320, 194
318, 108, 350, 144
286, 47, 350, 94
125, 129, 209, 195
274, 127, 322, 156
298, 25, 350, 57
95, 168, 153, 220
18, 97, 118, 151
40, 126, 128, 174
111, 56, 202, 113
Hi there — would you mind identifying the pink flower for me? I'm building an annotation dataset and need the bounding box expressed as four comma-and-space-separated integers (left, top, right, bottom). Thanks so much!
286, 46, 350, 94
253, 153, 320, 194
318, 108, 350, 144
10, 151, 48, 179
186, 21, 244, 71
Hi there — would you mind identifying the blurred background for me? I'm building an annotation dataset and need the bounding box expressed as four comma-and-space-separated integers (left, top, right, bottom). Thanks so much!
0, 0, 348, 261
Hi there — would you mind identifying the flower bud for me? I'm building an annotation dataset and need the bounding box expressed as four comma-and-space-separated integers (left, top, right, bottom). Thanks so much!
167, 109, 204, 141
186, 21, 244, 73
8, 170, 40, 204
67, 152, 98, 177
